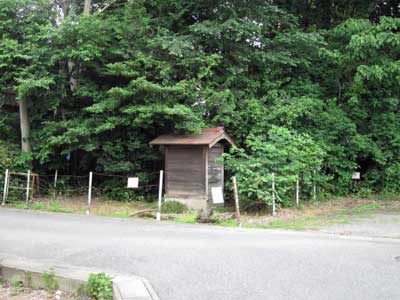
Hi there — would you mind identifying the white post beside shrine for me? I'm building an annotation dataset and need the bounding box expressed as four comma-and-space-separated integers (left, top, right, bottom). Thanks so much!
272, 172, 276, 216
53, 169, 58, 198
156, 170, 164, 221
313, 170, 317, 201
2, 169, 9, 206
25, 170, 31, 205
86, 172, 93, 215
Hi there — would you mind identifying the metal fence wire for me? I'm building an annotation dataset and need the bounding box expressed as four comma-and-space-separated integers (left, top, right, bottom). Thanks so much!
1, 169, 164, 212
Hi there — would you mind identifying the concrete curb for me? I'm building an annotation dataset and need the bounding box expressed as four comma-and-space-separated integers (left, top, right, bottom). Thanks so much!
0, 256, 160, 300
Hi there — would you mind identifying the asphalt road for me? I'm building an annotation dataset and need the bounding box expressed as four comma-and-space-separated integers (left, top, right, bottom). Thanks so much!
0, 208, 399, 300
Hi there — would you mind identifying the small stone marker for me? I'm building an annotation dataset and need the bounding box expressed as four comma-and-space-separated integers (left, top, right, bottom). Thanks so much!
211, 187, 224, 204
127, 177, 139, 188
352, 172, 361, 180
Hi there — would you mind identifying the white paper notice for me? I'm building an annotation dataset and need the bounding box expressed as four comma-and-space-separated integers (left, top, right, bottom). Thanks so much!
211, 187, 224, 204
127, 177, 139, 188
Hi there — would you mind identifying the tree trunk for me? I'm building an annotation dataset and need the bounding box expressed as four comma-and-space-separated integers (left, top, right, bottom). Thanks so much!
68, 60, 78, 92
83, 0, 91, 15
19, 98, 32, 152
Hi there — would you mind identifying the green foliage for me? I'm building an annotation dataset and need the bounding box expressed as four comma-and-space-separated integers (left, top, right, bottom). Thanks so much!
162, 201, 188, 214
87, 273, 113, 300
42, 268, 58, 292
10, 275, 23, 294
224, 126, 326, 209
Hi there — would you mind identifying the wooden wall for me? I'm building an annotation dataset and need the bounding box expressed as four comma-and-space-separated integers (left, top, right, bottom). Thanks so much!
165, 146, 205, 196
207, 143, 224, 198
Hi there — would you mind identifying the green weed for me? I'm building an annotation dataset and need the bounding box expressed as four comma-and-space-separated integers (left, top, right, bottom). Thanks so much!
10, 275, 23, 295
87, 273, 113, 300
42, 268, 59, 292
216, 219, 238, 227
174, 214, 197, 224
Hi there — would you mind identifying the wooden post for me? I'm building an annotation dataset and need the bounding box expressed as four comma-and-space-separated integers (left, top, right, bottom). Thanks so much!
5, 171, 10, 202
86, 172, 93, 215
156, 170, 164, 221
54, 169, 58, 188
296, 179, 300, 207
272, 173, 276, 216
232, 176, 241, 226
53, 169, 58, 198
31, 174, 36, 199
2, 169, 9, 206
25, 170, 31, 205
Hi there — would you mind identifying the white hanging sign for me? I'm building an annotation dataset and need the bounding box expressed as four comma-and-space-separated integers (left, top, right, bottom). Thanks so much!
127, 177, 139, 188
211, 187, 224, 204
352, 172, 361, 180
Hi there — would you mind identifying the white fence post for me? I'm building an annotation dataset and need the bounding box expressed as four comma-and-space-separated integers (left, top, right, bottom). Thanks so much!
53, 169, 58, 198
272, 172, 276, 216
25, 170, 31, 205
156, 170, 164, 221
313, 170, 317, 201
296, 179, 300, 207
2, 169, 9, 206
86, 172, 93, 215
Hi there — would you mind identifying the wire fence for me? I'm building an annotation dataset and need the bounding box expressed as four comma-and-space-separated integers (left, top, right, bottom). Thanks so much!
1, 169, 164, 214
1, 168, 320, 217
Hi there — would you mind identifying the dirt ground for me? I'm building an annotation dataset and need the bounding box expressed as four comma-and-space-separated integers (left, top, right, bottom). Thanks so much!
237, 197, 400, 236
244, 197, 400, 223
11, 196, 156, 218
0, 286, 75, 300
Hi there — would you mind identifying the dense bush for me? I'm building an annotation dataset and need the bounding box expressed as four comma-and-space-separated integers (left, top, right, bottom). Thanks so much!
224, 126, 327, 209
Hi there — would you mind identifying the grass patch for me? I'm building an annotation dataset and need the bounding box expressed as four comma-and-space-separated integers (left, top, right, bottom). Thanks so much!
13, 203, 28, 210
7, 201, 73, 214
174, 213, 197, 224
4, 198, 156, 218
46, 201, 73, 213
30, 203, 47, 210
96, 210, 131, 218
350, 203, 382, 214
247, 215, 350, 231
216, 219, 238, 227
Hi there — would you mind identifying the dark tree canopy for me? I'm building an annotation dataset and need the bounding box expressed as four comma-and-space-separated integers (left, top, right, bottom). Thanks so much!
0, 0, 399, 206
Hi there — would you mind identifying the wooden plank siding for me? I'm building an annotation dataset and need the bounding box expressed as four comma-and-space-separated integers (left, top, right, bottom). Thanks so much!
165, 146, 169, 194
207, 144, 224, 198
165, 146, 205, 196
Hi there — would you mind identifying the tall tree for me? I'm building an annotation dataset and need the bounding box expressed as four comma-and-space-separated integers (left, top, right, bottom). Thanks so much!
0, 0, 54, 152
